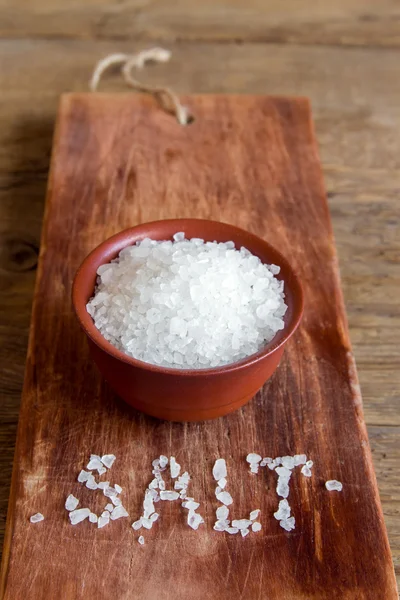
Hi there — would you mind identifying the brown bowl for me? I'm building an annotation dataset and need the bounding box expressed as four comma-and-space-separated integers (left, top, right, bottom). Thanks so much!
72, 219, 303, 421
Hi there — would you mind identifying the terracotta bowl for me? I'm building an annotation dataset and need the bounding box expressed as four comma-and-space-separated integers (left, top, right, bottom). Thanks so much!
72, 219, 303, 422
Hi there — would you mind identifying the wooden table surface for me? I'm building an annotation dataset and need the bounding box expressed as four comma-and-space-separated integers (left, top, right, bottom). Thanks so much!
0, 0, 399, 592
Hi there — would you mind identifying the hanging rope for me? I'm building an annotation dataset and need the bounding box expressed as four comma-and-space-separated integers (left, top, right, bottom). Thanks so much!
89, 47, 190, 126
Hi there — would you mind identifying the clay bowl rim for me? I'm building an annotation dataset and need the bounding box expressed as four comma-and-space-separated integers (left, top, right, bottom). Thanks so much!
72, 219, 304, 378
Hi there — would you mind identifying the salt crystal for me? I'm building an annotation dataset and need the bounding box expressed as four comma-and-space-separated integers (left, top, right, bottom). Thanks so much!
160, 490, 179, 501
103, 486, 118, 498
150, 513, 159, 522
149, 478, 159, 489
30, 513, 44, 523
101, 454, 116, 469
111, 505, 129, 520
280, 516, 295, 532
89, 513, 98, 523
294, 454, 307, 466
101, 510, 111, 518
159, 455, 168, 468
170, 456, 181, 478
306, 460, 314, 468
251, 522, 262, 532
325, 480, 343, 492
77, 470, 91, 483
65, 494, 79, 511
241, 529, 250, 537
249, 509, 260, 521
216, 491, 233, 506
69, 508, 91, 525
246, 453, 262, 464
159, 481, 166, 491
260, 457, 272, 467
215, 486, 222, 495
250, 464, 259, 474
143, 490, 155, 517
85, 474, 98, 490
218, 477, 227, 489
275, 466, 292, 480
216, 505, 229, 520
115, 484, 123, 494
232, 519, 252, 530
86, 235, 288, 369
98, 515, 110, 528
281, 456, 295, 469
183, 500, 200, 510
214, 520, 229, 532
274, 499, 291, 521
277, 480, 290, 498
188, 511, 204, 530
97, 481, 110, 490
105, 503, 114, 512
227, 527, 239, 534
212, 459, 227, 481
111, 496, 122, 506
98, 466, 107, 475
138, 536, 145, 545
132, 519, 143, 530
301, 465, 312, 478
87, 454, 102, 471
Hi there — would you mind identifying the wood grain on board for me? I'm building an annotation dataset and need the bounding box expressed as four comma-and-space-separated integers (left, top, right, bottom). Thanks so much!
1, 0, 400, 46
0, 94, 397, 599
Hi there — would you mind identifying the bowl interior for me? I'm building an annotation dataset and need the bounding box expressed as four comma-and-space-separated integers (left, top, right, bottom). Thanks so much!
73, 219, 304, 374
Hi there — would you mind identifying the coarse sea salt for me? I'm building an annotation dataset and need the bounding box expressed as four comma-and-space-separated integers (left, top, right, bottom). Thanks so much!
65, 494, 79, 511
325, 480, 343, 492
30, 513, 44, 523
86, 234, 287, 369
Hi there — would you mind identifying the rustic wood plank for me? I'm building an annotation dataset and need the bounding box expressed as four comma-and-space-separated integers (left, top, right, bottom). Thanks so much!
0, 40, 399, 587
0, 93, 397, 599
1, 0, 400, 46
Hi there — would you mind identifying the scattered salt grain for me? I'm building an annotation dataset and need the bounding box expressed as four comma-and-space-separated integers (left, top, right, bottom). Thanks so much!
141, 518, 153, 529
86, 235, 287, 369
215, 486, 222, 495
150, 513, 159, 523
89, 513, 98, 523
110, 505, 129, 520
111, 496, 122, 507
274, 499, 291, 521
212, 459, 227, 481
132, 519, 143, 530
246, 453, 262, 465
170, 456, 181, 478
325, 480, 343, 492
251, 522, 262, 532
216, 505, 229, 520
85, 474, 98, 490
260, 457, 272, 467
306, 460, 313, 468
98, 515, 110, 528
216, 491, 233, 506
294, 454, 307, 466
87, 455, 103, 472
301, 465, 312, 478
241, 529, 250, 537
218, 477, 227, 489
160, 490, 180, 501
214, 520, 229, 532
69, 508, 91, 525
249, 509, 260, 521
97, 481, 110, 490
232, 519, 252, 530
105, 503, 114, 512
188, 511, 204, 530
114, 484, 123, 494
227, 527, 239, 535
281, 456, 295, 469
65, 494, 79, 511
30, 513, 44, 523
103, 486, 118, 498
183, 500, 200, 510
280, 517, 295, 532
101, 510, 111, 518
101, 454, 116, 469
77, 470, 91, 483
159, 455, 169, 468
138, 536, 145, 545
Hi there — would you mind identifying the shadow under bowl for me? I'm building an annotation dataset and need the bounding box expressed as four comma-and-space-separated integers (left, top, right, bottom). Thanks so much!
72, 219, 304, 421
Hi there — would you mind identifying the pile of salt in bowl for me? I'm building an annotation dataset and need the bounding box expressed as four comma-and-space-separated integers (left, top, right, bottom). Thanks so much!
86, 233, 287, 369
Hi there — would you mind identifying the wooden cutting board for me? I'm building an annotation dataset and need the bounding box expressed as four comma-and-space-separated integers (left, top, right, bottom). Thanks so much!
0, 94, 397, 600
